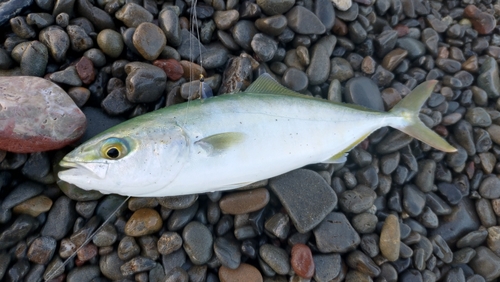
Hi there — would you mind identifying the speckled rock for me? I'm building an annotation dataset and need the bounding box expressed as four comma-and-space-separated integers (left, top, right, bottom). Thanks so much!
0, 76, 86, 153
133, 22, 166, 61
124, 208, 162, 237
313, 212, 360, 253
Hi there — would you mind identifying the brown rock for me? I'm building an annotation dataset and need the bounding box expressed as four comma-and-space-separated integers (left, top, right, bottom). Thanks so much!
75, 56, 95, 84
462, 55, 479, 73
179, 60, 207, 81
153, 59, 184, 81
0, 76, 86, 153
379, 214, 400, 261
77, 242, 98, 262
464, 5, 496, 35
219, 263, 263, 282
361, 56, 376, 74
13, 195, 53, 217
219, 188, 270, 215
124, 208, 163, 236
380, 88, 401, 110
291, 243, 315, 279
381, 48, 408, 71
332, 18, 347, 36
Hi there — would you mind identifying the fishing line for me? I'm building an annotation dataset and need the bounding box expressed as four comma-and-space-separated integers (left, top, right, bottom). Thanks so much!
44, 196, 131, 281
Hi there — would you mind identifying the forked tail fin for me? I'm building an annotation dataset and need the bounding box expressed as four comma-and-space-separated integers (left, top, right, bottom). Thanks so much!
389, 80, 457, 153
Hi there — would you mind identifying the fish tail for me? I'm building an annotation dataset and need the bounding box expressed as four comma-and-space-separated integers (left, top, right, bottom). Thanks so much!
388, 80, 457, 153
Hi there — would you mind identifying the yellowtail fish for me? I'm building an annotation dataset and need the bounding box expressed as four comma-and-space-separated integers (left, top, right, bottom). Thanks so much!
58, 74, 456, 196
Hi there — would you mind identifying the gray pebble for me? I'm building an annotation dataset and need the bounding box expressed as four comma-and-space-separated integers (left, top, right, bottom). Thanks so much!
97, 29, 123, 58
329, 57, 353, 82
264, 213, 291, 239
214, 237, 241, 269
66, 25, 93, 52
232, 20, 258, 51
251, 33, 277, 62
125, 62, 166, 103
403, 184, 426, 217
351, 213, 378, 233
339, 185, 376, 214
256, 0, 294, 15
314, 212, 360, 253
26, 13, 53, 28
182, 221, 213, 265
159, 9, 181, 47
120, 256, 157, 276
167, 200, 199, 231
76, 0, 116, 30
41, 196, 76, 240
344, 76, 384, 111
50, 66, 82, 86
10, 16, 36, 39
118, 236, 140, 261
282, 67, 308, 92
2, 181, 43, 210
259, 244, 290, 275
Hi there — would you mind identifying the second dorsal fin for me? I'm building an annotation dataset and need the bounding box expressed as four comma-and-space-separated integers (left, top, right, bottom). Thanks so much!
245, 73, 305, 97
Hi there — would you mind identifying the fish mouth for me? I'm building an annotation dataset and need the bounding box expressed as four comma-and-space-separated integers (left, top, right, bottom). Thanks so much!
58, 159, 110, 180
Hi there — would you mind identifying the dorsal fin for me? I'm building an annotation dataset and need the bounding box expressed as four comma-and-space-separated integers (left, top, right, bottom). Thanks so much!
245, 73, 305, 97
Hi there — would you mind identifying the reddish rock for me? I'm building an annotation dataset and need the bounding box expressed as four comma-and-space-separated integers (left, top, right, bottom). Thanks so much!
153, 59, 184, 81
75, 57, 95, 84
179, 60, 207, 81
0, 76, 86, 153
77, 242, 98, 262
433, 125, 449, 137
464, 5, 496, 35
393, 24, 409, 37
291, 243, 315, 279
219, 264, 263, 282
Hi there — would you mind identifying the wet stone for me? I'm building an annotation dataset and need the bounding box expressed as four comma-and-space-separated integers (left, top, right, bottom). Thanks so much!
313, 212, 360, 253
39, 26, 69, 63
157, 194, 198, 210
477, 57, 500, 98
2, 181, 43, 210
430, 198, 480, 245
329, 57, 354, 82
256, 0, 294, 16
264, 212, 290, 239
115, 3, 153, 28
479, 176, 500, 199
269, 169, 337, 233
124, 208, 162, 237
118, 236, 140, 261
259, 244, 290, 275
157, 232, 182, 255
167, 200, 199, 231
347, 250, 380, 277
0, 214, 37, 250
96, 29, 123, 58
92, 224, 117, 247
214, 237, 241, 270
339, 185, 377, 214
125, 62, 166, 103
425, 192, 452, 216
282, 68, 308, 92
20, 151, 50, 180
27, 236, 56, 264
437, 182, 462, 205
101, 87, 134, 116
464, 5, 496, 35
41, 196, 76, 240
352, 213, 378, 234
380, 214, 400, 262
182, 221, 213, 265
133, 22, 166, 61
251, 33, 277, 62
396, 37, 426, 60
12, 195, 52, 217
120, 256, 157, 276
344, 77, 384, 111
219, 188, 269, 215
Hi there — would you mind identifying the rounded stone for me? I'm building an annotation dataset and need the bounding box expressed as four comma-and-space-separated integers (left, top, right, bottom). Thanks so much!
259, 244, 290, 275
12, 195, 52, 217
291, 243, 314, 279
282, 68, 308, 92
124, 208, 162, 237
133, 22, 166, 61
97, 29, 124, 58
182, 221, 213, 265
0, 77, 86, 153
380, 214, 400, 261
219, 263, 263, 282
219, 188, 270, 215
256, 0, 295, 15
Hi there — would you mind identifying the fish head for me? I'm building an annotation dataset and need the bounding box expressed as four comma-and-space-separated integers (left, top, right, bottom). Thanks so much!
58, 121, 189, 196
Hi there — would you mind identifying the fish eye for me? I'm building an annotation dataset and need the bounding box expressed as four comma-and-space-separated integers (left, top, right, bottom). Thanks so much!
100, 138, 130, 160
106, 147, 120, 159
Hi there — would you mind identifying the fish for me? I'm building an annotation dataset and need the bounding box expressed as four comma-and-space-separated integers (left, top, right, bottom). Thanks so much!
58, 74, 457, 197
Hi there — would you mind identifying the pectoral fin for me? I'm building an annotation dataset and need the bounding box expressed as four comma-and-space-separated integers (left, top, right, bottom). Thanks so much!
195, 132, 246, 156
